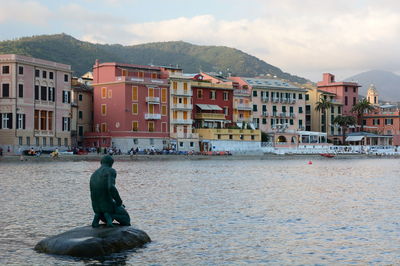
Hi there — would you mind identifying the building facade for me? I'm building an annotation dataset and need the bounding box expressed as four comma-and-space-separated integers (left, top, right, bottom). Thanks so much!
317, 73, 360, 117
0, 54, 72, 153
86, 60, 170, 152
305, 87, 343, 144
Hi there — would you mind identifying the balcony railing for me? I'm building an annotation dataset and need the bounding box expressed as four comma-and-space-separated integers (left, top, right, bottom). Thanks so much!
262, 111, 269, 117
234, 89, 250, 96
171, 89, 192, 96
115, 76, 168, 85
146, 96, 160, 103
235, 103, 252, 110
261, 97, 269, 103
145, 113, 161, 120
171, 132, 199, 139
171, 103, 193, 110
171, 119, 193, 124
236, 117, 253, 122
34, 130, 54, 136
195, 113, 226, 120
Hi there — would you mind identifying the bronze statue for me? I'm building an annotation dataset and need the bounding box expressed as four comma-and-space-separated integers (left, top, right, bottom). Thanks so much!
90, 155, 131, 227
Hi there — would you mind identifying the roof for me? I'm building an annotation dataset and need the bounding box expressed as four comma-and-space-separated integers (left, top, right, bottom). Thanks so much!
196, 104, 223, 111
347, 132, 392, 138
345, 135, 364, 141
242, 78, 307, 92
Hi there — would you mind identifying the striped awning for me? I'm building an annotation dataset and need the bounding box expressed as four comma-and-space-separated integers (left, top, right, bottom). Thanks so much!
196, 104, 223, 111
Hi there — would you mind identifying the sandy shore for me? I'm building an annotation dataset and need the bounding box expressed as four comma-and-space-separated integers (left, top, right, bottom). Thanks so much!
0, 153, 398, 162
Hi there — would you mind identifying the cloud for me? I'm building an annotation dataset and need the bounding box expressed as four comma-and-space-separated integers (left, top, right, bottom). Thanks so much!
0, 0, 51, 25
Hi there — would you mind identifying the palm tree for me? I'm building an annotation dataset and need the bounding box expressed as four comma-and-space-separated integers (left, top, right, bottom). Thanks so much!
315, 98, 333, 133
333, 115, 356, 144
351, 98, 376, 131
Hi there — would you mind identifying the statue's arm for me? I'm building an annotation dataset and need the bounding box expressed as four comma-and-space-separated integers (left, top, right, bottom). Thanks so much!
108, 169, 123, 206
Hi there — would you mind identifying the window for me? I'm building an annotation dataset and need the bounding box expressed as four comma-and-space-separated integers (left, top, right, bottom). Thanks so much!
41, 86, 47, 101
64, 74, 69, 82
253, 90, 257, 97
210, 90, 216, 100
298, 94, 303, 100
152, 73, 157, 79
35, 85, 39, 100
223, 91, 228, 101
162, 105, 167, 116
223, 107, 228, 116
43, 137, 47, 146
101, 104, 107, 116
338, 106, 341, 114
2, 83, 10, 97
18, 136, 23, 145
48, 87, 55, 102
385, 119, 393, 125
305, 94, 309, 101
353, 97, 356, 106
331, 106, 334, 113
35, 137, 39, 146
138, 72, 144, 78
2, 65, 9, 74
1, 113, 12, 129
353, 87, 356, 93
345, 96, 348, 105
262, 118, 267, 124
345, 87, 348, 92
132, 121, 138, 131
290, 119, 294, 125
148, 121, 154, 132
161, 88, 167, 103
183, 83, 188, 91
49, 72, 54, 79
63, 90, 71, 103
190, 142, 194, 147
50, 137, 53, 146
180, 142, 184, 147
18, 66, 24, 75
173, 81, 177, 90
78, 94, 83, 101
18, 84, 23, 98
17, 114, 25, 129
253, 104, 258, 112
35, 69, 40, 77
78, 126, 84, 136
101, 123, 107, 132
101, 87, 107, 99
62, 117, 70, 131
108, 89, 112, 98
42, 71, 47, 79
64, 138, 68, 146
132, 103, 138, 114
132, 86, 138, 101
78, 111, 83, 119
149, 138, 154, 145
58, 138, 61, 146
197, 89, 203, 99
26, 136, 30, 146
133, 138, 138, 144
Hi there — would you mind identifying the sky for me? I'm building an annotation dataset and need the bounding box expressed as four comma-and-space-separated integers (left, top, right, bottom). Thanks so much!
1, 0, 400, 82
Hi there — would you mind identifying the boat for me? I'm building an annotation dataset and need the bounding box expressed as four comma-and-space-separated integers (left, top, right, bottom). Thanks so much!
320, 153, 335, 158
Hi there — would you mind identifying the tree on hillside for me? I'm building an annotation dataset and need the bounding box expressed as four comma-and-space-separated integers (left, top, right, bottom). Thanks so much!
333, 115, 357, 144
315, 98, 333, 133
351, 98, 376, 131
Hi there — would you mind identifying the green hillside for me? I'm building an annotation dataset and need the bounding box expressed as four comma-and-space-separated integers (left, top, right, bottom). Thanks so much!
0, 33, 308, 83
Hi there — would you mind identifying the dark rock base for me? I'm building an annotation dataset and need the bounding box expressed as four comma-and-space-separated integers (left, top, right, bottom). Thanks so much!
34, 225, 151, 258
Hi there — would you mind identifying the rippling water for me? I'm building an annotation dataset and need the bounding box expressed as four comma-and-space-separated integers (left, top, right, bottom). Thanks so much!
1, 158, 400, 265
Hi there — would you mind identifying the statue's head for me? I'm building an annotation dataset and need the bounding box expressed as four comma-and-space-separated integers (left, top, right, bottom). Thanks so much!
100, 155, 114, 167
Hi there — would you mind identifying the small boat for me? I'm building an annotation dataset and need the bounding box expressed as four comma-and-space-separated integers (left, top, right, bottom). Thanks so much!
320, 153, 335, 158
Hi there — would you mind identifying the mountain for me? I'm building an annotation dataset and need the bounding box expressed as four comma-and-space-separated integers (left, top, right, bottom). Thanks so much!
0, 33, 308, 84
345, 70, 400, 102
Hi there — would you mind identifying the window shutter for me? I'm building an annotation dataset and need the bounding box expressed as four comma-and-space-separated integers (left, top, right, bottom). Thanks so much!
62, 118, 65, 131
68, 118, 71, 131
52, 88, 55, 102
23, 114, 26, 129
7, 113, 12, 129
68, 91, 71, 103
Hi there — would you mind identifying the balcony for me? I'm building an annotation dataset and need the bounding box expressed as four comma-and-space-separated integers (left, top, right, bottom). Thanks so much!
261, 97, 269, 103
289, 99, 296, 104
262, 111, 269, 117
171, 89, 192, 96
115, 76, 168, 85
171, 132, 199, 139
171, 103, 193, 110
146, 96, 160, 103
145, 113, 161, 120
34, 130, 54, 136
236, 117, 253, 123
272, 98, 279, 103
235, 103, 252, 110
171, 119, 193, 124
195, 113, 226, 120
290, 113, 296, 118
234, 89, 250, 96
272, 112, 278, 117
280, 98, 288, 103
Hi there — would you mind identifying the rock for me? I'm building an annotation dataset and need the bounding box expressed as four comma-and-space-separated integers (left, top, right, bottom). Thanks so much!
34, 225, 151, 258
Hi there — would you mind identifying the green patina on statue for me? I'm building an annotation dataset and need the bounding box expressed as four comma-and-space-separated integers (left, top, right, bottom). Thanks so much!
90, 155, 131, 227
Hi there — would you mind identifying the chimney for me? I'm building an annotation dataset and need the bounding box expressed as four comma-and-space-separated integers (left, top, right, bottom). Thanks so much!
323, 73, 335, 84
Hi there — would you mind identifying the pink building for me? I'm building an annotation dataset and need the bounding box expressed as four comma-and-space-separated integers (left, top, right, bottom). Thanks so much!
0, 54, 72, 153
317, 73, 360, 117
85, 60, 170, 152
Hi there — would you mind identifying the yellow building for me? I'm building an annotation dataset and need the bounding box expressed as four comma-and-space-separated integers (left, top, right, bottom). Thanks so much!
305, 87, 343, 144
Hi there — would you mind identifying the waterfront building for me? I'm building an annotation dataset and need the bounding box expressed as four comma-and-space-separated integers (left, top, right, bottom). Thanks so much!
86, 60, 170, 152
305, 87, 343, 144
363, 103, 400, 146
167, 68, 199, 152
317, 73, 360, 118
230, 77, 307, 145
71, 77, 93, 147
0, 54, 72, 152
191, 74, 260, 151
